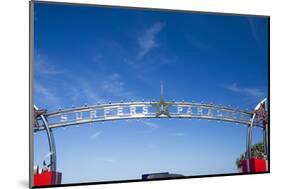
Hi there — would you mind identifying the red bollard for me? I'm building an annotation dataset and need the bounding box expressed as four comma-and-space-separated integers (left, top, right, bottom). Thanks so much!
242, 158, 267, 173
242, 159, 248, 173
34, 171, 62, 187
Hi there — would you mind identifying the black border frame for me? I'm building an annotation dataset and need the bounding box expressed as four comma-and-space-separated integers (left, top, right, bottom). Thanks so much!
29, 0, 270, 188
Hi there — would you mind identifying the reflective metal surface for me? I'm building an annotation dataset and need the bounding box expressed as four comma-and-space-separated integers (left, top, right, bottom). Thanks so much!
34, 101, 264, 132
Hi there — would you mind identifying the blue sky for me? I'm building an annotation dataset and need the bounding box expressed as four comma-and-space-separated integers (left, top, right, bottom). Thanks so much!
33, 3, 268, 184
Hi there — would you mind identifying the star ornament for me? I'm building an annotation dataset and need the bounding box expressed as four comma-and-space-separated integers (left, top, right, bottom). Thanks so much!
152, 96, 173, 117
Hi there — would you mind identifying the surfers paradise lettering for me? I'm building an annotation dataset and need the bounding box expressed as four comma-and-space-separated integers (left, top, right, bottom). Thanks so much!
44, 102, 251, 127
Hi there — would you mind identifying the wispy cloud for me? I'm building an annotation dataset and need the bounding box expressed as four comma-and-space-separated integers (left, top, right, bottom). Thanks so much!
34, 80, 60, 105
188, 36, 216, 54
34, 55, 135, 109
90, 130, 103, 140
140, 120, 160, 129
101, 73, 135, 100
248, 18, 259, 42
35, 53, 65, 75
137, 22, 165, 58
146, 143, 157, 149
82, 87, 104, 104
171, 132, 185, 137
33, 54, 64, 109
224, 83, 264, 97
64, 72, 136, 105
110, 73, 120, 80
94, 157, 119, 165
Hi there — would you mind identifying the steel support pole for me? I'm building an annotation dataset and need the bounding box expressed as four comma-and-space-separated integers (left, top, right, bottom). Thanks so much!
48, 128, 57, 172
246, 113, 256, 173
263, 127, 267, 159
264, 124, 268, 159
246, 125, 251, 172
34, 105, 57, 172
265, 123, 269, 171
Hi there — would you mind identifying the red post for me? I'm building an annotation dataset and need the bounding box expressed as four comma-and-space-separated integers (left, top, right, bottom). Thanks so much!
34, 171, 62, 187
249, 158, 267, 172
242, 159, 248, 172
242, 158, 267, 173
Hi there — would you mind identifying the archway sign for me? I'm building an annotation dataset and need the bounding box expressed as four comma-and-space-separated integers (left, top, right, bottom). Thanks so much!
33, 84, 268, 174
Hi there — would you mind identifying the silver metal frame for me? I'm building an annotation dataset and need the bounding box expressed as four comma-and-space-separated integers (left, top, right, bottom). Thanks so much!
34, 105, 57, 172
245, 99, 268, 172
34, 101, 263, 131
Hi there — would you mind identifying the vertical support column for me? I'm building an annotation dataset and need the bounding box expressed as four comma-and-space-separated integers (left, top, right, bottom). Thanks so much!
263, 127, 267, 159
245, 125, 251, 172
49, 129, 58, 183
48, 129, 57, 172
265, 124, 269, 159
41, 116, 56, 172
245, 98, 268, 173
34, 105, 57, 172
264, 123, 268, 171
33, 105, 61, 186
245, 113, 256, 173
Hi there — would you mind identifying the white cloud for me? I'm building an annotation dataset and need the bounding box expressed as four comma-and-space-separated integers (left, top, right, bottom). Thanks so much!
34, 80, 60, 105
82, 88, 104, 103
110, 73, 120, 80
248, 18, 259, 42
35, 54, 65, 75
66, 73, 134, 105
101, 74, 135, 100
34, 54, 136, 108
146, 143, 157, 149
92, 157, 119, 165
224, 83, 264, 97
137, 22, 165, 58
171, 132, 185, 137
90, 130, 102, 140
140, 120, 160, 129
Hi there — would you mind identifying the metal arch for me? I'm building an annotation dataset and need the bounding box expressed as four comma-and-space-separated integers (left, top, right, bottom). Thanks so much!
34, 101, 264, 132
33, 99, 268, 174
34, 105, 56, 172
46, 101, 252, 117
245, 98, 268, 172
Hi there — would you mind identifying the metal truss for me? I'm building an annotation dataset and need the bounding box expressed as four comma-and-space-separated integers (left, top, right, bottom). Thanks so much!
34, 101, 264, 132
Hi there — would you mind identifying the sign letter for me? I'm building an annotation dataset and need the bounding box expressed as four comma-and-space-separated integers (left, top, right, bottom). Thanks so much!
130, 106, 137, 115
104, 108, 110, 117
117, 107, 123, 116
76, 112, 83, 120
187, 106, 192, 114
177, 106, 183, 114
142, 106, 148, 114
60, 114, 68, 122
197, 107, 203, 115
90, 110, 96, 119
